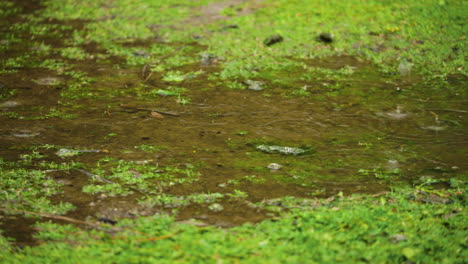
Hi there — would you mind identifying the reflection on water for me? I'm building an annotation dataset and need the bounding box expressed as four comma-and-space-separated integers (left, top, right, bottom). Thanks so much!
1, 67, 465, 205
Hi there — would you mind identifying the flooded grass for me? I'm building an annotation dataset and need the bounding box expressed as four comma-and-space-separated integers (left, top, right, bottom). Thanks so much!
0, 0, 466, 262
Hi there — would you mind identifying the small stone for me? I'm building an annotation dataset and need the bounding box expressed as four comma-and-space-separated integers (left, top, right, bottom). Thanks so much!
256, 144, 311, 155
55, 179, 73, 186
132, 50, 148, 58
421, 125, 447, 132
246, 80, 264, 91
391, 234, 407, 244
267, 163, 282, 170
56, 148, 79, 157
0, 101, 19, 108
97, 217, 118, 225
222, 24, 239, 30
317, 32, 334, 43
264, 34, 283, 46
33, 77, 63, 86
208, 203, 224, 212
200, 52, 218, 65
398, 60, 413, 76
135, 160, 152, 165
12, 130, 39, 138
386, 160, 400, 170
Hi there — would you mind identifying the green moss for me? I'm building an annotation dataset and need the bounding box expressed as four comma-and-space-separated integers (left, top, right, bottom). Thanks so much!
138, 192, 225, 208
0, 1, 21, 18
60, 47, 90, 60
0, 164, 75, 214
1, 187, 465, 263
82, 158, 200, 196
0, 107, 78, 120
200, 0, 467, 80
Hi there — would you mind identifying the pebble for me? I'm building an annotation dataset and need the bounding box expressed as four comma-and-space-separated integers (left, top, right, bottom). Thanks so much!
246, 80, 264, 91
264, 34, 283, 46
391, 234, 407, 243
267, 163, 283, 170
0, 101, 19, 108
386, 160, 400, 170
318, 32, 334, 43
33, 77, 63, 86
398, 60, 413, 76
200, 52, 218, 65
208, 203, 224, 212
421, 125, 447, 131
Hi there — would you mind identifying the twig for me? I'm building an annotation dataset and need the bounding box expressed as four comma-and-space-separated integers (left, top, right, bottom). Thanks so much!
146, 108, 179, 116
0, 208, 182, 242
134, 233, 177, 243
76, 169, 115, 184
142, 63, 150, 78
110, 231, 179, 243
143, 72, 153, 82
347, 191, 389, 200
420, 157, 449, 166
1, 208, 178, 242
119, 104, 179, 116
0, 208, 101, 228
386, 135, 432, 142
425, 108, 468, 113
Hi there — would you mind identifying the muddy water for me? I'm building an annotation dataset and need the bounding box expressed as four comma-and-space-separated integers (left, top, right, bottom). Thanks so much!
1, 65, 466, 220
1, 1, 467, 246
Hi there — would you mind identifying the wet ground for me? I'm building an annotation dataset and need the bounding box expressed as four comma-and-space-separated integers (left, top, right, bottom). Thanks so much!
0, 0, 467, 246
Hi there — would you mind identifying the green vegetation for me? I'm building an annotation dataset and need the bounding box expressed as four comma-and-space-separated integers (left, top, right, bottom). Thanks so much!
0, 157, 78, 214
139, 192, 225, 208
1, 146, 465, 262
82, 158, 200, 196
2, 0, 465, 101
0, 0, 466, 262
1, 187, 465, 263
202, 0, 467, 80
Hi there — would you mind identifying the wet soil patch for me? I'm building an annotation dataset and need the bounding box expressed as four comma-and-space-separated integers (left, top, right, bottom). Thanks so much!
0, 213, 39, 248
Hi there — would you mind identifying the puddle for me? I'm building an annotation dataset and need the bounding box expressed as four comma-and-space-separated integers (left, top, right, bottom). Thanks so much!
0, 0, 466, 246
